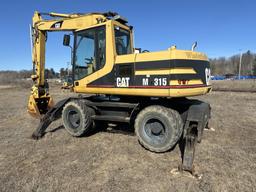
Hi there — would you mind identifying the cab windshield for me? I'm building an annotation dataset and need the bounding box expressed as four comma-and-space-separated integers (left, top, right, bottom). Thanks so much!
73, 26, 106, 80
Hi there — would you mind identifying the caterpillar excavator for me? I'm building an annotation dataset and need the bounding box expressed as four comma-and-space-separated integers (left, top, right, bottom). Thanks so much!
27, 11, 211, 173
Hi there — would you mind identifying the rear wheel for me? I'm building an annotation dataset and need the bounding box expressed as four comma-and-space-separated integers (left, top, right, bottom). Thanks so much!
135, 105, 183, 152
62, 100, 94, 136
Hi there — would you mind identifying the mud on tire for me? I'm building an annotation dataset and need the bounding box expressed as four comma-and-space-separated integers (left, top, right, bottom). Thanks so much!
135, 105, 183, 153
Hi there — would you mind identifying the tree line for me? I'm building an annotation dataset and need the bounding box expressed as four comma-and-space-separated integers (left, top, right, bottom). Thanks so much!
0, 68, 61, 79
210, 50, 256, 76
1, 51, 256, 84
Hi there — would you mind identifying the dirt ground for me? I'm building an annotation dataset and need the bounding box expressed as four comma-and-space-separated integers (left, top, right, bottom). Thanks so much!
0, 83, 255, 192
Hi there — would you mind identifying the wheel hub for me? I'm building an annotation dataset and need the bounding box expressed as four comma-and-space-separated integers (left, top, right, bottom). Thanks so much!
68, 110, 80, 128
150, 122, 163, 135
144, 119, 166, 140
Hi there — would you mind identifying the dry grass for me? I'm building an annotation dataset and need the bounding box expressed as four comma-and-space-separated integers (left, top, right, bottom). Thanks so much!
0, 83, 255, 191
0, 74, 32, 89
211, 79, 256, 92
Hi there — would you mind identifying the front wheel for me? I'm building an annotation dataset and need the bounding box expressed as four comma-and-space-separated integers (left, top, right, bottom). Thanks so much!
135, 105, 183, 153
62, 100, 94, 137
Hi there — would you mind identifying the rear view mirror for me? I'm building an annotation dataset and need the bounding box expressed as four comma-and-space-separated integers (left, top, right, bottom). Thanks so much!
63, 34, 70, 46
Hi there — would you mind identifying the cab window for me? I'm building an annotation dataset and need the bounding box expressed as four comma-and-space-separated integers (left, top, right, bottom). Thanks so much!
114, 26, 132, 55
74, 26, 106, 80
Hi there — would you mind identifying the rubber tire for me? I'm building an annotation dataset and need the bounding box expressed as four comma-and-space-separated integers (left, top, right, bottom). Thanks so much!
135, 105, 183, 153
62, 100, 94, 137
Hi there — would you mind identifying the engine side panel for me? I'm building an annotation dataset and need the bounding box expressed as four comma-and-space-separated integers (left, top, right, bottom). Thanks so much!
75, 50, 211, 97
87, 59, 210, 90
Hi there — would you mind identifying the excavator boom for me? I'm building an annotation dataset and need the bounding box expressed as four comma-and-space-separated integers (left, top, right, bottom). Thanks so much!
28, 11, 115, 118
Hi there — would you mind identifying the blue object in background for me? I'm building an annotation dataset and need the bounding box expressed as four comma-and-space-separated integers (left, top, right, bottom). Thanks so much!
211, 76, 256, 80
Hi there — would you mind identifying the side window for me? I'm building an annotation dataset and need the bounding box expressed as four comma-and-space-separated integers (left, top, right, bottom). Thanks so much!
96, 29, 106, 70
114, 26, 132, 55
74, 26, 106, 80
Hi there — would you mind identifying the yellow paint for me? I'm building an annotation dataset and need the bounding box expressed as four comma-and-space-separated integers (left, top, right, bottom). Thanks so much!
135, 69, 168, 75
135, 68, 196, 75
75, 86, 211, 97
27, 94, 41, 118
135, 51, 170, 62
115, 54, 136, 64
170, 86, 210, 97
170, 79, 203, 85
170, 68, 196, 74
170, 49, 208, 61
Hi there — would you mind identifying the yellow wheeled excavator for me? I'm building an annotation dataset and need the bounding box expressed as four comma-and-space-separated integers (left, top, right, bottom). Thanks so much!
28, 11, 211, 173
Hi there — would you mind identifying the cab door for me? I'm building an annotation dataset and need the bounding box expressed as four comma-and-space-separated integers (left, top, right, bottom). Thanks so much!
114, 25, 135, 88
73, 26, 106, 82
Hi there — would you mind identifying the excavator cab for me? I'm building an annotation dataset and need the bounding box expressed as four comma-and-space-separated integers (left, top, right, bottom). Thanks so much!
63, 21, 134, 92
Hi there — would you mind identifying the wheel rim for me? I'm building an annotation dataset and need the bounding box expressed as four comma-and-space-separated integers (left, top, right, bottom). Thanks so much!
143, 118, 167, 145
67, 108, 81, 130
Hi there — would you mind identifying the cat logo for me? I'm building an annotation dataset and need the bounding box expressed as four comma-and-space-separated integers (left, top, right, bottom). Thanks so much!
51, 21, 63, 29
116, 77, 130, 87
205, 68, 211, 85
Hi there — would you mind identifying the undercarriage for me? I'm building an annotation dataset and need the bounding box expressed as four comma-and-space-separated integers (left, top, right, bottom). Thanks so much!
32, 95, 210, 173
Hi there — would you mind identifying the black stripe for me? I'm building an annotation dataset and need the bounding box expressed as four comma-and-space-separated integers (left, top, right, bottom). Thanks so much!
135, 60, 170, 70
88, 59, 209, 86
